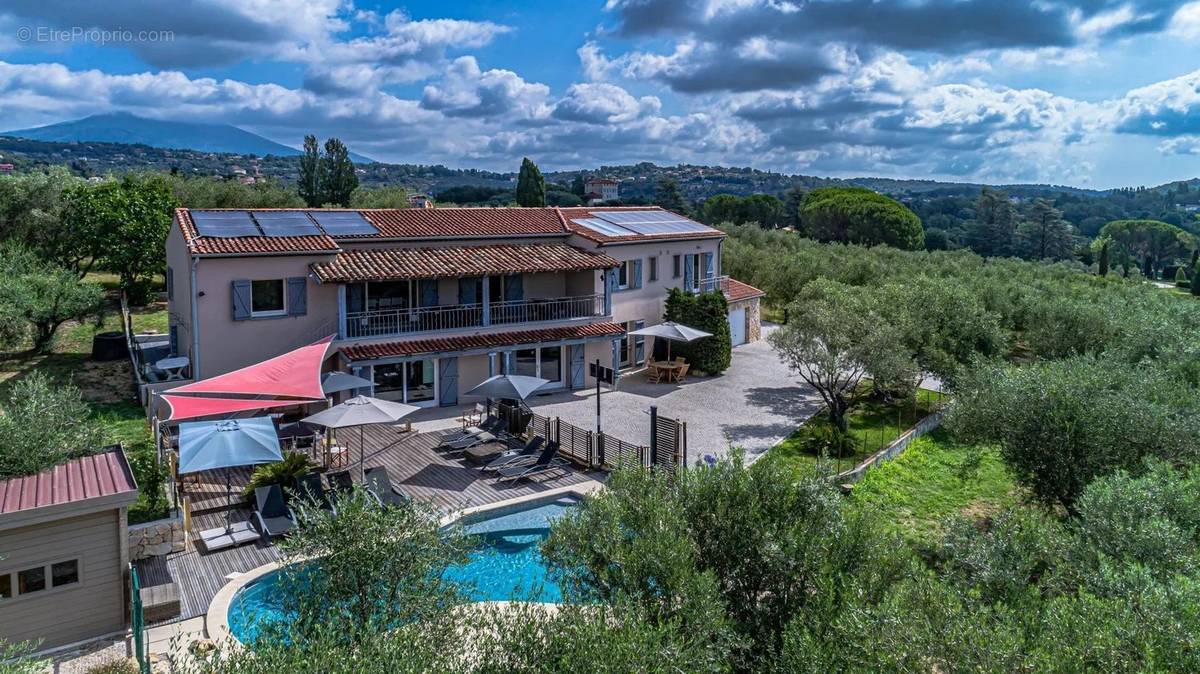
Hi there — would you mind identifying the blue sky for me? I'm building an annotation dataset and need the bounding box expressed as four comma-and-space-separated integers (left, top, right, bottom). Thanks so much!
2, 1, 1200, 188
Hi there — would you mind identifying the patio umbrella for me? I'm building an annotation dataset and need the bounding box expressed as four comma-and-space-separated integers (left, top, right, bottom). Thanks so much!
301, 396, 420, 479
178, 417, 283, 536
321, 371, 374, 396
627, 321, 713, 362
463, 374, 550, 402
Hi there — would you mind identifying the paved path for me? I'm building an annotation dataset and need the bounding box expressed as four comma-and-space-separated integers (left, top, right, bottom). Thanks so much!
528, 325, 823, 465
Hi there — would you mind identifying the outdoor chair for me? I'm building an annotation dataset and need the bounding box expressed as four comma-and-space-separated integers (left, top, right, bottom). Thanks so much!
328, 470, 355, 494
482, 436, 546, 473
253, 485, 295, 538
674, 363, 691, 383
647, 365, 664, 384
364, 466, 411, 507
496, 441, 570, 483
293, 473, 335, 515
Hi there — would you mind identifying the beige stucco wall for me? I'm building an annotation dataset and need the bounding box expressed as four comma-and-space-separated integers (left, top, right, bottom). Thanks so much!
598, 238, 722, 329
193, 254, 339, 379
0, 510, 126, 649
164, 224, 193, 362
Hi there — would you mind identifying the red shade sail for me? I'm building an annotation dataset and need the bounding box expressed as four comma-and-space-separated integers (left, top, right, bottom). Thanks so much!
161, 395, 305, 422
166, 335, 334, 400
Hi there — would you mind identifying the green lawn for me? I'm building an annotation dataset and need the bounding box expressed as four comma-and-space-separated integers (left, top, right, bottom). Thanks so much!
765, 386, 943, 476
850, 429, 1019, 549
1, 298, 170, 524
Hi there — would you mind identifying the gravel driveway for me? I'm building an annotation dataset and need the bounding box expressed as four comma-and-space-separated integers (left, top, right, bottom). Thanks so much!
528, 324, 823, 465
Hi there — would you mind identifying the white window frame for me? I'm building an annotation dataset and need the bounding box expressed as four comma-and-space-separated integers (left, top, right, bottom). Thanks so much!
371, 359, 439, 407
648, 256, 659, 283
617, 261, 630, 290
250, 279, 287, 318
503, 347, 565, 387
0, 557, 83, 604
672, 254, 681, 279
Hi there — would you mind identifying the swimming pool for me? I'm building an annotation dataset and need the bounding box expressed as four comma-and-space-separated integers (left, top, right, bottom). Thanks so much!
226, 494, 581, 642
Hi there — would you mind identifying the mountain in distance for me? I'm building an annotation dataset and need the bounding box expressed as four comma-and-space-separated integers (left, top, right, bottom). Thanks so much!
3, 112, 374, 163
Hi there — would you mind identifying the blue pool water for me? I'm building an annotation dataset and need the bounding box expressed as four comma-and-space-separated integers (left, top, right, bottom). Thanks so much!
226, 494, 580, 642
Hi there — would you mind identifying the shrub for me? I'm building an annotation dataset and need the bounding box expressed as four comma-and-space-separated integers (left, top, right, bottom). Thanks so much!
83, 659, 138, 674
244, 452, 315, 498
663, 288, 732, 374
0, 372, 105, 479
1176, 266, 1189, 287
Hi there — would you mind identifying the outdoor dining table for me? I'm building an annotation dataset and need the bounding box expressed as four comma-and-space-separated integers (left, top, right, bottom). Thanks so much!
156, 356, 190, 381
648, 360, 683, 383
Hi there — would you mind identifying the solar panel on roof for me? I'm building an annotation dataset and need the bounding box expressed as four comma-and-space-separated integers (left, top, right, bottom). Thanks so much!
590, 210, 712, 235
191, 211, 261, 238
251, 211, 322, 237
310, 211, 378, 236
572, 217, 636, 237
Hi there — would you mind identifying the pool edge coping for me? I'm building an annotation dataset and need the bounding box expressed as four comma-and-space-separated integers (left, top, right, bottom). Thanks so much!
204, 480, 605, 644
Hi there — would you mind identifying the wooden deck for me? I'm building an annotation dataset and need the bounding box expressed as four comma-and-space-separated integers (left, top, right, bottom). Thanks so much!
135, 428, 604, 624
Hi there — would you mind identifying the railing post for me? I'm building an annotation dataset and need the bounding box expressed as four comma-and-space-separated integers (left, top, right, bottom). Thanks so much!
482, 276, 491, 326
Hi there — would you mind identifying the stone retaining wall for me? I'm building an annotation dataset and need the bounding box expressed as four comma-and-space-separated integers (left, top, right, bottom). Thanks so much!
836, 411, 944, 485
128, 514, 185, 559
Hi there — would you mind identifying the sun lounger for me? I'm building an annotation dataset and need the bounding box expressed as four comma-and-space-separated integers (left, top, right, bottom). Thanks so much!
443, 429, 499, 451
293, 473, 336, 515
253, 485, 294, 538
364, 466, 410, 507
440, 417, 502, 446
482, 436, 545, 472
328, 470, 355, 494
496, 442, 570, 483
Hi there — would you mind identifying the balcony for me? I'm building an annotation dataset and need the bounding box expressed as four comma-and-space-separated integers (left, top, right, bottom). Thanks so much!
693, 274, 727, 294
343, 293, 606, 340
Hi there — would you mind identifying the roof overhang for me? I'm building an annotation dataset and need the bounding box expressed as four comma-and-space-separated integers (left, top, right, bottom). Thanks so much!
340, 322, 626, 363
310, 243, 619, 284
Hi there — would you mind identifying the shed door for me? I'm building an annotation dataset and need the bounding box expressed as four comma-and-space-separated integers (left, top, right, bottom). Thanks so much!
729, 307, 747, 346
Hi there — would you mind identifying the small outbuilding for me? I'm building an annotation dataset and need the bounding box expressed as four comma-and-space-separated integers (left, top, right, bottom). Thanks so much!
0, 448, 139, 651
722, 277, 765, 347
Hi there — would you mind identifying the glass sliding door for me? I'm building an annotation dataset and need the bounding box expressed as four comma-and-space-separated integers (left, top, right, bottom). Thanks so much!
514, 349, 538, 377
369, 359, 437, 406
406, 359, 435, 405
541, 346, 562, 384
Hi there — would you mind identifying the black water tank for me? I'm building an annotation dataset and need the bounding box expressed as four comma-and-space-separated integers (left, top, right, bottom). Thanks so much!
92, 332, 128, 361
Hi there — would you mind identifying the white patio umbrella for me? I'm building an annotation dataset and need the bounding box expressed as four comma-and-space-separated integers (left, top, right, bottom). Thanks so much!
627, 321, 712, 362
301, 396, 420, 479
321, 371, 374, 396
178, 417, 282, 548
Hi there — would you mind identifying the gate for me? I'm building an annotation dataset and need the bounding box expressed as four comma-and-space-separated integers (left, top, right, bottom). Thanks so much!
651, 415, 687, 472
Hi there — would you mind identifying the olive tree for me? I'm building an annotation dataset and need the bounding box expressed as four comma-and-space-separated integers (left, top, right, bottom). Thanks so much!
0, 372, 105, 479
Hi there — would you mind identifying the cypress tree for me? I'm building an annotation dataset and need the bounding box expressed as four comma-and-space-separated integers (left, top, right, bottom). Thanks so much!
1098, 240, 1109, 276
1192, 261, 1200, 296
298, 135, 322, 207
321, 138, 358, 207
516, 158, 546, 207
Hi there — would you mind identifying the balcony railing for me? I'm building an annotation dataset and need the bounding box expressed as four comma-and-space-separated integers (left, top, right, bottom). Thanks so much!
694, 274, 727, 294
343, 293, 606, 339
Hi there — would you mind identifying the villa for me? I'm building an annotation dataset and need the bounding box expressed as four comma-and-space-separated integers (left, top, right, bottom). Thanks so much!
161, 206, 763, 404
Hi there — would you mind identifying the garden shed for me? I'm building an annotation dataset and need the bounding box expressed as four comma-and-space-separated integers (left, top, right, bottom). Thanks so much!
0, 448, 139, 651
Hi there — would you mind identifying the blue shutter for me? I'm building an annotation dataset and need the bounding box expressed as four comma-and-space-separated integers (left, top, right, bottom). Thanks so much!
505, 274, 523, 301
438, 357, 458, 407
459, 277, 477, 304
231, 280, 252, 321
633, 320, 645, 364
168, 325, 179, 357
632, 259, 643, 289
568, 344, 585, 389
287, 277, 307, 316
419, 279, 438, 307
166, 267, 174, 301
611, 338, 622, 381
702, 252, 714, 279
503, 351, 514, 374
683, 254, 695, 292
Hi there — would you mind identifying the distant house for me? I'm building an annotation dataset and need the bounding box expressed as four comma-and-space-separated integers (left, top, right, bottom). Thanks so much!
584, 178, 619, 204
0, 448, 139, 651
408, 194, 434, 209
0, 164, 13, 173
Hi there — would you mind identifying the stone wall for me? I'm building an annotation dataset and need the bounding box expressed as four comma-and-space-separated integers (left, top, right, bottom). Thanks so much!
728, 297, 762, 343
836, 411, 944, 486
128, 514, 185, 560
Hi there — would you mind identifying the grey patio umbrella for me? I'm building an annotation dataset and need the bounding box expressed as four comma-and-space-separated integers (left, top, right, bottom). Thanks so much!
301, 396, 420, 480
627, 321, 712, 362
321, 371, 374, 396
463, 374, 550, 402
178, 417, 282, 547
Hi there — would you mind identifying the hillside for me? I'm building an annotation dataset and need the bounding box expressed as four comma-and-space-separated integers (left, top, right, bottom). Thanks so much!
3, 113, 374, 163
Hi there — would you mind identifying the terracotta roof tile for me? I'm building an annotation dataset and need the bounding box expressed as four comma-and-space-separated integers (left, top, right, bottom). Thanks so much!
341, 322, 626, 360
723, 277, 766, 302
176, 209, 340, 256
311, 243, 618, 283
0, 449, 138, 516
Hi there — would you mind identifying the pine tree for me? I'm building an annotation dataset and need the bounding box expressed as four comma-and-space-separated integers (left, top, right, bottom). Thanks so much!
321, 138, 358, 207
1098, 240, 1110, 276
515, 158, 546, 207
570, 174, 586, 197
654, 178, 689, 216
298, 135, 322, 207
